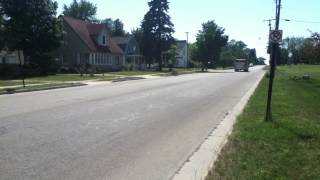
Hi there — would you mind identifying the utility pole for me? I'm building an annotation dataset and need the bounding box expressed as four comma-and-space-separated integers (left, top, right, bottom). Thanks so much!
185, 32, 189, 68
265, 0, 282, 122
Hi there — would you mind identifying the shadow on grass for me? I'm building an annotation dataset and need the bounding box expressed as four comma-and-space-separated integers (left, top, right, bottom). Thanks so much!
274, 120, 316, 140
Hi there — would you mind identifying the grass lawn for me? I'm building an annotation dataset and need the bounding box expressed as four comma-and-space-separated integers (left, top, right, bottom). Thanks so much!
28, 74, 118, 82
0, 80, 43, 87
0, 74, 119, 87
0, 82, 84, 94
109, 70, 164, 76
207, 65, 320, 179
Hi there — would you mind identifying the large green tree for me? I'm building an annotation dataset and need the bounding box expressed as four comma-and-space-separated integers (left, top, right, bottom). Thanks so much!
141, 0, 175, 71
196, 21, 228, 70
63, 0, 97, 21
0, 0, 63, 74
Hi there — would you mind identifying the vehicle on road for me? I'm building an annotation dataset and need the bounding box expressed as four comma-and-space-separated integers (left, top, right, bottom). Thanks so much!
234, 59, 249, 72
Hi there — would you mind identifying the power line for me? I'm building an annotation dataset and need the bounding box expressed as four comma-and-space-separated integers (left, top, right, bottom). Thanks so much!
282, 19, 320, 24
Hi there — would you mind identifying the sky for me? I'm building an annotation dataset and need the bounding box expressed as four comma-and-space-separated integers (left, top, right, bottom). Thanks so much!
55, 0, 320, 60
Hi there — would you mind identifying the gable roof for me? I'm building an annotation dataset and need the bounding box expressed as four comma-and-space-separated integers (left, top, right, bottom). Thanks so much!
63, 16, 124, 54
111, 36, 140, 54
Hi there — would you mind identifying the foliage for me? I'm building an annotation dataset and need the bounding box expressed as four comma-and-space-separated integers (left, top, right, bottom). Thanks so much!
141, 0, 175, 71
219, 48, 235, 68
280, 33, 320, 65
103, 18, 126, 36
0, 7, 4, 51
0, 0, 63, 74
168, 44, 178, 70
195, 20, 228, 70
63, 0, 97, 21
248, 48, 257, 64
257, 57, 266, 65
227, 40, 248, 59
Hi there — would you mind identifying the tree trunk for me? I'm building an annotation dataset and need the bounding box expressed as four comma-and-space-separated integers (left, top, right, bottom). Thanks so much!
19, 50, 26, 88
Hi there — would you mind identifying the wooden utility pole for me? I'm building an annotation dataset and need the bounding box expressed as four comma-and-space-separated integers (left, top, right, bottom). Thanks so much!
265, 0, 282, 122
185, 32, 189, 68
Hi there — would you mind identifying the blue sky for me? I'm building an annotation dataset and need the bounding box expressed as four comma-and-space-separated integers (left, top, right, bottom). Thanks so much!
56, 0, 320, 59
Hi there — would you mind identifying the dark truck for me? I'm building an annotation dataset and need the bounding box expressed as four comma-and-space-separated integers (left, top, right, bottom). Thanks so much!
234, 59, 249, 72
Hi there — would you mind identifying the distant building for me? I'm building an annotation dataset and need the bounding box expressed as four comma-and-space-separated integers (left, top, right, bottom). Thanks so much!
162, 40, 188, 68
0, 51, 24, 65
52, 16, 144, 71
175, 40, 188, 68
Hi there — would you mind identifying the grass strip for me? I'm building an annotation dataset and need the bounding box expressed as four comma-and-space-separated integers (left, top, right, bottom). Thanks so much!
207, 65, 320, 180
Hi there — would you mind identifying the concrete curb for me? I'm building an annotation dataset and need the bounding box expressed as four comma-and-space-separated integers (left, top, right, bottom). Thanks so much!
171, 71, 266, 180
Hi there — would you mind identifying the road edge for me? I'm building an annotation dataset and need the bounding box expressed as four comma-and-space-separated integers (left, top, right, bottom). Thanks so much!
171, 70, 266, 180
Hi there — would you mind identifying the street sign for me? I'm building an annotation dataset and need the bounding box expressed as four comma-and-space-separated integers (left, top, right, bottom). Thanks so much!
269, 30, 283, 43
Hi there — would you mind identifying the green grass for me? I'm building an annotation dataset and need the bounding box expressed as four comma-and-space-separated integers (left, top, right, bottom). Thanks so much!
0, 74, 119, 87
109, 70, 163, 76
207, 65, 320, 180
28, 74, 118, 82
0, 80, 42, 87
0, 82, 84, 94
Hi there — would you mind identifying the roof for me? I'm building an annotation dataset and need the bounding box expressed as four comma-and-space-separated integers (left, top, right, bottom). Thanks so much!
63, 16, 124, 54
112, 36, 132, 45
111, 36, 134, 52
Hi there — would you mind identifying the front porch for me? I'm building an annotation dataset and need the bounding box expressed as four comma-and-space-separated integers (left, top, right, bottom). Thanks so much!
124, 55, 145, 70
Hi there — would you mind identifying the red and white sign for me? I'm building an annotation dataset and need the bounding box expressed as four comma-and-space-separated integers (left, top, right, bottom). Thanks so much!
269, 30, 283, 43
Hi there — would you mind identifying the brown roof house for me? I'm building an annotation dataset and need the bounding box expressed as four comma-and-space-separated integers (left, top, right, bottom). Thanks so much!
53, 16, 145, 72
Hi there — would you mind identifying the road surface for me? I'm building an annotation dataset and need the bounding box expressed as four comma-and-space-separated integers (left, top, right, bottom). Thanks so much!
0, 66, 265, 180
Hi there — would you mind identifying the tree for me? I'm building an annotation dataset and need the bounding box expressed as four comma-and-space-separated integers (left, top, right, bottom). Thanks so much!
168, 44, 178, 70
281, 35, 320, 65
0, 0, 63, 76
257, 57, 266, 65
196, 21, 228, 71
113, 19, 125, 36
63, 0, 97, 21
248, 48, 257, 64
189, 43, 201, 67
103, 18, 126, 36
310, 32, 320, 64
141, 0, 175, 71
227, 40, 248, 59
220, 48, 235, 68
0, 8, 4, 51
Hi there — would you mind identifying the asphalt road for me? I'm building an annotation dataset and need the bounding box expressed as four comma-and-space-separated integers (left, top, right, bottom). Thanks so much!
0, 66, 265, 180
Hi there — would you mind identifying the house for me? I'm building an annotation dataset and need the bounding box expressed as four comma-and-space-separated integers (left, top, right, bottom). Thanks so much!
53, 16, 144, 72
0, 50, 24, 65
0, 50, 24, 77
111, 36, 145, 70
175, 40, 188, 68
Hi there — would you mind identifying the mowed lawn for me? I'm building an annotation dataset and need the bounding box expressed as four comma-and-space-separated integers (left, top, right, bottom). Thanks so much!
207, 65, 320, 179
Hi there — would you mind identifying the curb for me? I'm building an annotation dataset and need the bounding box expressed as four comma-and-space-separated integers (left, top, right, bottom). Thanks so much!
171, 71, 266, 180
